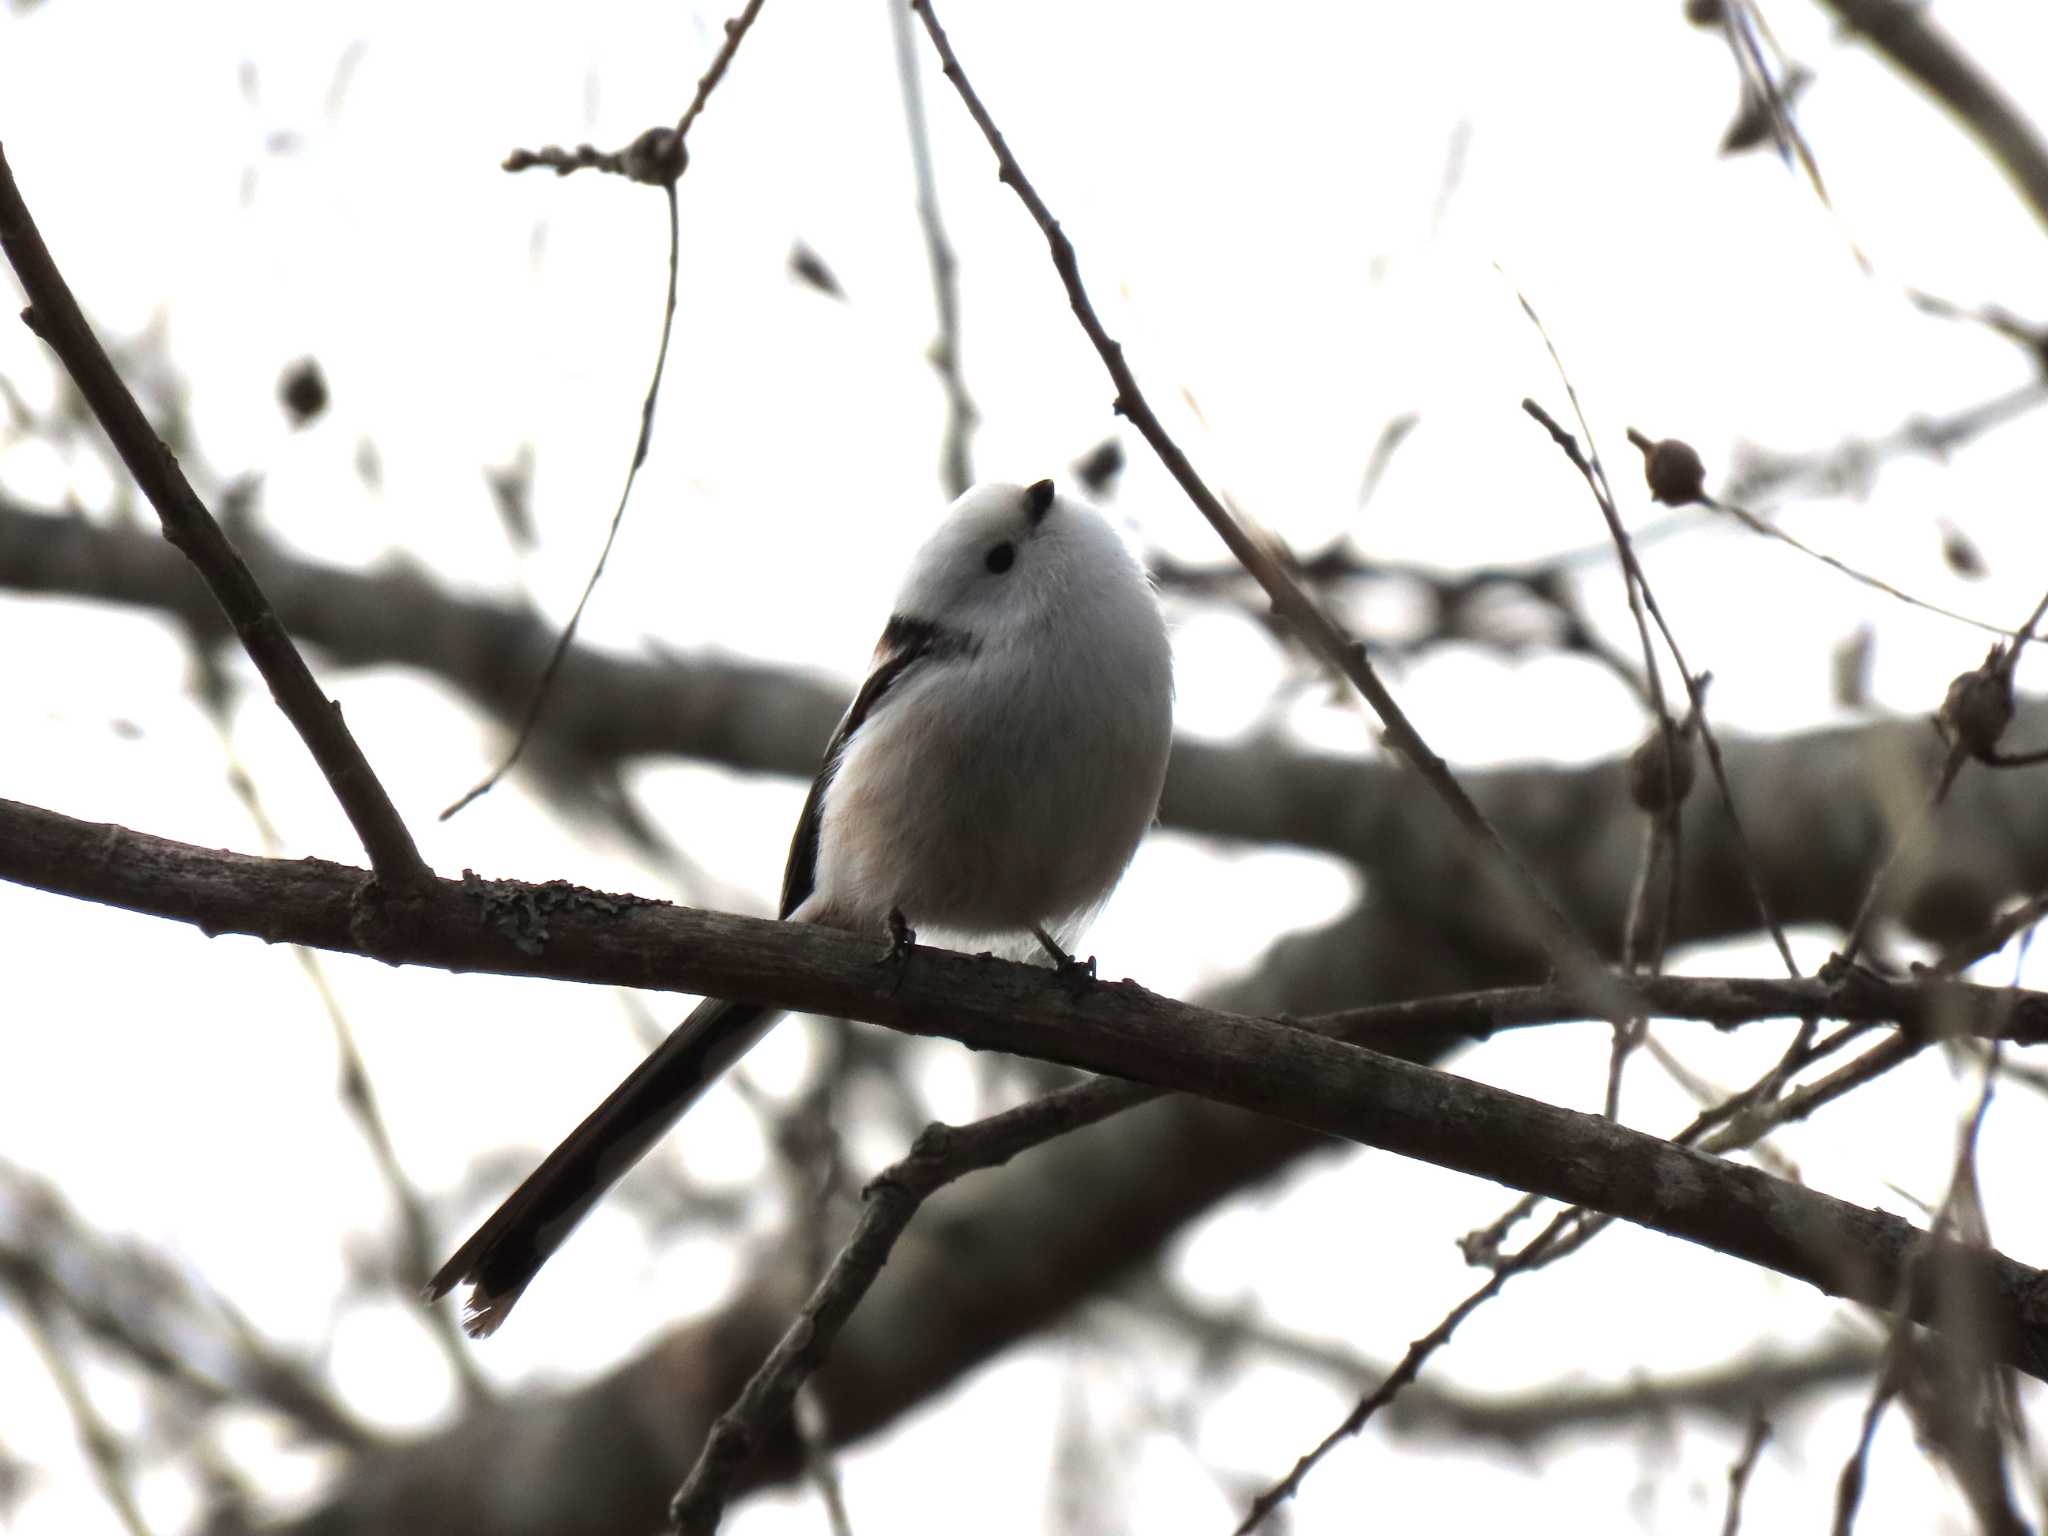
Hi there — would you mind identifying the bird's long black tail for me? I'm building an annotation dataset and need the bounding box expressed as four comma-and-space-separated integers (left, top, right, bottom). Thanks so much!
426, 996, 780, 1336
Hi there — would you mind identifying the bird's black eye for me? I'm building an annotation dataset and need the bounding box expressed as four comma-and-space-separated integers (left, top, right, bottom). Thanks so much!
985, 541, 1017, 575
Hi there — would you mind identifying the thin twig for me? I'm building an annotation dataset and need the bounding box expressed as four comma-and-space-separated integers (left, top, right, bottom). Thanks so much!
670, 1076, 1158, 1533
191, 651, 488, 1404
1507, 300, 1686, 1117
1933, 890, 2048, 975
456, 0, 770, 815
888, 0, 975, 497
1501, 300, 1689, 1079
1235, 992, 1942, 1532
1831, 1355, 1900, 1536
500, 0, 769, 178
1143, 1283, 1872, 1447
1525, 1024, 1906, 1284
675, 0, 771, 141
443, 182, 685, 819
1839, 587, 2048, 964
1642, 1034, 1798, 1180
1153, 537, 1660, 701
1836, 763, 1962, 967
796, 1387, 856, 1536
0, 1162, 376, 1450
1725, 380, 2048, 507
1232, 1210, 1567, 1534
5, 1282, 154, 1536
909, 0, 1624, 1018
1832, 1028, 2007, 1535
0, 144, 431, 893
1719, 0, 1869, 269
1606, 817, 1664, 1116
1721, 1410, 1773, 1536
1710, 493, 2019, 639
1701, 1031, 1922, 1156
1523, 399, 1799, 976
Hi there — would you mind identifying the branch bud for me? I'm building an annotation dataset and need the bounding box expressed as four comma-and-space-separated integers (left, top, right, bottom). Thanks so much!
1626, 428, 1708, 507
1627, 723, 1697, 815
1938, 644, 2015, 763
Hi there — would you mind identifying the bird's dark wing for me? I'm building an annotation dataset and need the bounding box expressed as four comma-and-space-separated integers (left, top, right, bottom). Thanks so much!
778, 614, 975, 919
428, 618, 978, 1335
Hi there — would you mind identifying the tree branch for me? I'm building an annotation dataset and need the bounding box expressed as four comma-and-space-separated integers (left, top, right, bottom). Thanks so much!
0, 145, 432, 894
6, 794, 2048, 1387
1817, 0, 2048, 236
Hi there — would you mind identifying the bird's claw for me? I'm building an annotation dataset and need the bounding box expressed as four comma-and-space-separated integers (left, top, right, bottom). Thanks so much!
878, 907, 917, 993
1054, 950, 1098, 996
1031, 923, 1097, 996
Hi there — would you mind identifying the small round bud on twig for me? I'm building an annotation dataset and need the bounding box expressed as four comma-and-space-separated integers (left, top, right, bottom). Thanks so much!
621, 126, 688, 188
1626, 428, 1708, 506
1938, 643, 2015, 763
1627, 723, 1697, 815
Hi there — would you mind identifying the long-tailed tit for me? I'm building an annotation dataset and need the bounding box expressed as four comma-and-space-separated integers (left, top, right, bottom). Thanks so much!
428, 479, 1175, 1335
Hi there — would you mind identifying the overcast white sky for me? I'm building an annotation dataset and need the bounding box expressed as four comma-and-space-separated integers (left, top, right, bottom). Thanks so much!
4, 2, 2048, 1532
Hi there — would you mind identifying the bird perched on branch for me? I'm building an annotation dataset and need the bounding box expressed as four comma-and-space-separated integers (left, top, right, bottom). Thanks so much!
429, 478, 1175, 1335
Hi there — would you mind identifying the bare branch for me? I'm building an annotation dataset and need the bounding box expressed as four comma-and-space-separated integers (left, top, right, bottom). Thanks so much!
442, 181, 685, 820
888, 0, 976, 497
502, 0, 770, 181
1818, 0, 2048, 236
0, 145, 431, 893
6, 797, 2048, 1385
1722, 1410, 1774, 1536
671, 1077, 1151, 1532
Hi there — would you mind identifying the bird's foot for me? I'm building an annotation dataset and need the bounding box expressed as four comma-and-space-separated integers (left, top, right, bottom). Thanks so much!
878, 907, 918, 993
1032, 923, 1097, 996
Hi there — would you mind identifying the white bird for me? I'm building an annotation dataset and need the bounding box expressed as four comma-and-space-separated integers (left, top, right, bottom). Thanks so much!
428, 479, 1175, 1335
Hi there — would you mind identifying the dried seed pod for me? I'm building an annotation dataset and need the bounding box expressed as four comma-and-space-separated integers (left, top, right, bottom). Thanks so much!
1628, 725, 1697, 814
1627, 428, 1708, 506
1938, 644, 2015, 763
620, 125, 687, 187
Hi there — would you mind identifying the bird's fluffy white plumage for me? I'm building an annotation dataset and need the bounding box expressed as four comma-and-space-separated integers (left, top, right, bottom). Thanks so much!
807, 480, 1173, 937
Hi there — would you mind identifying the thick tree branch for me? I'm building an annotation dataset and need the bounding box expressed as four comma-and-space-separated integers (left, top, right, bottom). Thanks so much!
6, 795, 2048, 1386
1817, 0, 2048, 236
